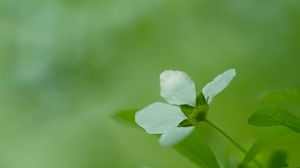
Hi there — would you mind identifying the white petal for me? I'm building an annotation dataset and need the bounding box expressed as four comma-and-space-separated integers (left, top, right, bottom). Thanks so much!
160, 70, 197, 106
202, 69, 236, 104
159, 126, 194, 147
135, 102, 186, 134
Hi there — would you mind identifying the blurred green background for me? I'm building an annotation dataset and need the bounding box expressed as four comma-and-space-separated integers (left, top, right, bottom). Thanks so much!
1, 0, 300, 167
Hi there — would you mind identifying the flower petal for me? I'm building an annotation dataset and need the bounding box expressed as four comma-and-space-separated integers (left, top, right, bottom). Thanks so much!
159, 126, 194, 147
135, 102, 186, 134
202, 69, 236, 104
160, 70, 197, 106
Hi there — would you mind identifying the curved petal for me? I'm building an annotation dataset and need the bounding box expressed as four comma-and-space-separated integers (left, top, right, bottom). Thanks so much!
202, 69, 236, 104
135, 102, 186, 134
159, 126, 195, 147
160, 70, 197, 106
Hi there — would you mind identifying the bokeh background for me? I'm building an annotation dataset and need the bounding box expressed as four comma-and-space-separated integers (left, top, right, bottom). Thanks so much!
1, 0, 300, 167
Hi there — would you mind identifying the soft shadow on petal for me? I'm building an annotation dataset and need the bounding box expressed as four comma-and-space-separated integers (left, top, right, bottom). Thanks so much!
160, 70, 197, 106
159, 126, 195, 147
202, 69, 236, 104
135, 102, 186, 134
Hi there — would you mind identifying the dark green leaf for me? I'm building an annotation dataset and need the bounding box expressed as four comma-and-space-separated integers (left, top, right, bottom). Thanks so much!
178, 119, 194, 127
180, 104, 194, 117
196, 93, 207, 106
240, 127, 292, 167
113, 109, 220, 168
261, 89, 300, 106
248, 107, 300, 133
268, 150, 288, 168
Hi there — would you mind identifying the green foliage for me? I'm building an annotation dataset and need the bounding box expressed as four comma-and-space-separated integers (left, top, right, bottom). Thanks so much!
248, 107, 300, 133
174, 127, 220, 168
239, 127, 291, 167
178, 119, 194, 127
196, 93, 207, 106
261, 89, 300, 106
268, 150, 288, 168
114, 89, 300, 167
180, 105, 194, 117
1, 0, 300, 166
113, 110, 220, 168
243, 89, 300, 167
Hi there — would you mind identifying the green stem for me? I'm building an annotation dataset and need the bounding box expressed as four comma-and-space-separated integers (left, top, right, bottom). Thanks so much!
205, 119, 263, 168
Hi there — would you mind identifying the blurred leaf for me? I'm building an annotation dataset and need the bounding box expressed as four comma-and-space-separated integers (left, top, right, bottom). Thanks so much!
261, 89, 300, 106
178, 119, 194, 127
174, 126, 220, 168
248, 107, 300, 133
207, 132, 231, 168
180, 104, 194, 117
239, 127, 291, 168
113, 110, 220, 168
113, 109, 139, 128
196, 93, 207, 106
268, 150, 288, 168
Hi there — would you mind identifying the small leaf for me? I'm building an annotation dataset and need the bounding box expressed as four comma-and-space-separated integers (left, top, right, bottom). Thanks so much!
113, 109, 139, 128
248, 107, 300, 133
180, 104, 194, 117
268, 150, 288, 168
196, 93, 207, 106
178, 119, 194, 127
261, 89, 300, 106
240, 127, 292, 167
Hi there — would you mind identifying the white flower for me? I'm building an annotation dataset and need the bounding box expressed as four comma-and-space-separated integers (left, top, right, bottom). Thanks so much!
135, 69, 236, 147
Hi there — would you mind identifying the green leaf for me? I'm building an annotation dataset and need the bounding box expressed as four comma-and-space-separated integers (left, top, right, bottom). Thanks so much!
240, 127, 292, 167
268, 150, 288, 168
180, 104, 194, 117
113, 109, 220, 168
196, 92, 207, 106
112, 109, 139, 128
178, 119, 194, 127
248, 107, 300, 133
261, 89, 300, 106
174, 126, 220, 168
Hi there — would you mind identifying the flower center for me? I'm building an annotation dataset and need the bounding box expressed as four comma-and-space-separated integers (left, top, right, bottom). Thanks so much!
189, 104, 209, 125
178, 104, 209, 127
